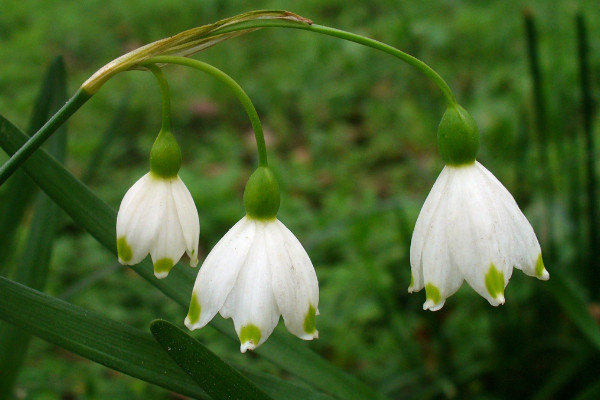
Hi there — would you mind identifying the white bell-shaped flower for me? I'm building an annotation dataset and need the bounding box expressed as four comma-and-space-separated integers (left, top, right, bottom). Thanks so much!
409, 161, 548, 311
185, 215, 319, 352
116, 172, 200, 278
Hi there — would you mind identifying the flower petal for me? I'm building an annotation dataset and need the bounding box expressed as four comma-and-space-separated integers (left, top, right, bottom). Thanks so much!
220, 221, 280, 352
451, 165, 511, 306
149, 181, 186, 278
269, 219, 319, 339
116, 173, 167, 264
476, 163, 547, 280
410, 166, 453, 293
185, 216, 255, 330
421, 168, 463, 311
171, 176, 200, 267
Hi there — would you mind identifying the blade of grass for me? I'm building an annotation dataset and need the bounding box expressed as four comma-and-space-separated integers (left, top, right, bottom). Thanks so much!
0, 115, 389, 400
0, 56, 68, 399
546, 270, 600, 351
0, 277, 335, 400
576, 13, 599, 299
0, 276, 213, 399
573, 378, 600, 400
523, 9, 555, 255
150, 319, 274, 400
0, 56, 67, 267
532, 351, 590, 400
239, 367, 335, 400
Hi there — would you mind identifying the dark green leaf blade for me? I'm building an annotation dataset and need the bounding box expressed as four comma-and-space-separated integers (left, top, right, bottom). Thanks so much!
240, 367, 335, 400
0, 55, 67, 267
151, 319, 274, 400
0, 115, 388, 400
547, 270, 600, 350
0, 276, 211, 400
0, 55, 68, 399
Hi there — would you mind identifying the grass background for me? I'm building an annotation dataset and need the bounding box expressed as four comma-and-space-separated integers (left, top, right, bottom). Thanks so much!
2, 0, 600, 399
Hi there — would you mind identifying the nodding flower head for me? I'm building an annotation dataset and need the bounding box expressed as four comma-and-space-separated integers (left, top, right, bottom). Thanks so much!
409, 161, 548, 311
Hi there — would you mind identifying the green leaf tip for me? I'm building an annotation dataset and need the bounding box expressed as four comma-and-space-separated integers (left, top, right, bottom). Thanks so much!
437, 104, 479, 166
243, 167, 280, 220
425, 283, 441, 304
154, 258, 174, 278
117, 236, 132, 262
240, 324, 262, 347
186, 292, 201, 325
485, 263, 505, 301
150, 129, 181, 178
303, 304, 317, 334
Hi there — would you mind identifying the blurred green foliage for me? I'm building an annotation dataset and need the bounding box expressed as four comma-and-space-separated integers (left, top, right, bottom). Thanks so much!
2, 0, 600, 399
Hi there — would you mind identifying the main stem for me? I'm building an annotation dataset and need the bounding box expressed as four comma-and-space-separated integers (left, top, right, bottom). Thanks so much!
146, 64, 172, 132
212, 20, 458, 107
142, 57, 269, 168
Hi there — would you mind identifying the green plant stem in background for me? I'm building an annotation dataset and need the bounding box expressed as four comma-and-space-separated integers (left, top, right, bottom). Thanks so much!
146, 64, 172, 132
0, 88, 90, 186
143, 56, 269, 167
576, 13, 599, 298
210, 19, 458, 107
523, 10, 554, 255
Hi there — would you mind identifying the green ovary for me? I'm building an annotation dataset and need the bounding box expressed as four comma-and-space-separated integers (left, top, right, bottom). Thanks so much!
240, 324, 262, 346
485, 263, 504, 299
303, 304, 317, 334
425, 283, 441, 304
117, 237, 132, 262
186, 292, 201, 325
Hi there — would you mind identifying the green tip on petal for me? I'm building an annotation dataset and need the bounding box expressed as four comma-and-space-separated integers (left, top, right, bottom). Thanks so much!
437, 104, 479, 166
303, 304, 317, 334
150, 129, 182, 178
117, 237, 132, 263
243, 166, 280, 219
240, 324, 262, 352
409, 273, 415, 290
485, 263, 505, 302
535, 254, 549, 280
186, 292, 201, 326
425, 283, 441, 304
154, 258, 174, 279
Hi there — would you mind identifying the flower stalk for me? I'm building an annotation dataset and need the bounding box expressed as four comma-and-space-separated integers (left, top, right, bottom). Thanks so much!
142, 56, 269, 167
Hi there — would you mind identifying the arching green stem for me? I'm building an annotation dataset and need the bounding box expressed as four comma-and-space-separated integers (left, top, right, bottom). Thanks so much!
210, 20, 458, 106
146, 64, 171, 132
142, 57, 269, 168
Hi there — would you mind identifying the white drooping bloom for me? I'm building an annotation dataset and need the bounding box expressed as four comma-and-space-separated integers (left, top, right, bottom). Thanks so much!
409, 161, 548, 311
116, 172, 200, 278
185, 216, 319, 353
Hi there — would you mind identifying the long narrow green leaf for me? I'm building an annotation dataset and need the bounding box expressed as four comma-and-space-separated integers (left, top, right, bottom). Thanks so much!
0, 56, 68, 399
239, 367, 335, 400
0, 276, 211, 400
0, 56, 67, 266
547, 270, 600, 350
576, 13, 600, 297
0, 116, 388, 400
0, 277, 333, 400
573, 378, 600, 400
151, 319, 274, 400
